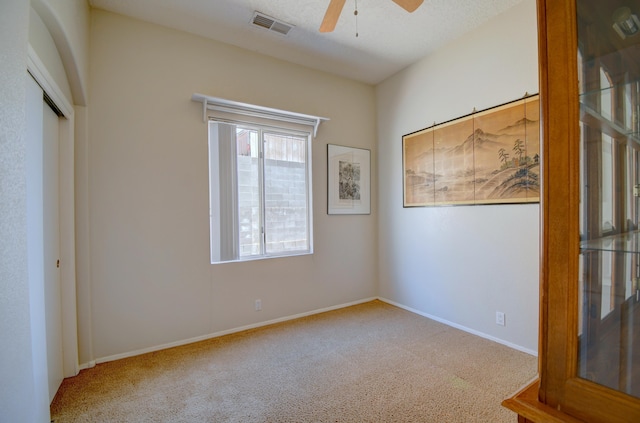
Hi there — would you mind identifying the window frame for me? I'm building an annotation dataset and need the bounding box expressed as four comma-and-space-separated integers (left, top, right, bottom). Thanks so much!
192, 94, 327, 265
208, 118, 314, 264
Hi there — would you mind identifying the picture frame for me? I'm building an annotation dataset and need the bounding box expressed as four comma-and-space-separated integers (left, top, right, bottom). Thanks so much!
402, 94, 540, 207
327, 144, 371, 215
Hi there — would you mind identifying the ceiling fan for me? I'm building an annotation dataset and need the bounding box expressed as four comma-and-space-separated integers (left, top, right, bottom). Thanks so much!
320, 0, 424, 32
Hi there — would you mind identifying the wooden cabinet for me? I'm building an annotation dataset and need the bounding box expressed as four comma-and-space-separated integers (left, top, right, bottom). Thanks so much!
503, 0, 640, 421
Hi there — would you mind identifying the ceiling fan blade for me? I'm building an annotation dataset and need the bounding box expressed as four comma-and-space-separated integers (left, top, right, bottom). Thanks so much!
392, 0, 424, 13
320, 0, 347, 33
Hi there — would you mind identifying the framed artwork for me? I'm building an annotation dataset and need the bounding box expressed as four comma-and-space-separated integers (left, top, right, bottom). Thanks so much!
327, 144, 371, 215
403, 94, 540, 207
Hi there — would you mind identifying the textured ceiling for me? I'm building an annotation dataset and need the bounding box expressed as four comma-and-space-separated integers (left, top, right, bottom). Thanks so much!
88, 0, 526, 85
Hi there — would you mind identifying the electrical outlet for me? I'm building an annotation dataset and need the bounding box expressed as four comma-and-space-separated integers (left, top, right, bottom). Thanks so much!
496, 311, 505, 326
255, 299, 262, 311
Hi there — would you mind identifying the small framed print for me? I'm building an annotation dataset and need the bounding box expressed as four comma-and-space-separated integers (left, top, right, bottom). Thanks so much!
327, 144, 371, 215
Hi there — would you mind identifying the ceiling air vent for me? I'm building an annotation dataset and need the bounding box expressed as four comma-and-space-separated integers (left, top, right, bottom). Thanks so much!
251, 11, 294, 36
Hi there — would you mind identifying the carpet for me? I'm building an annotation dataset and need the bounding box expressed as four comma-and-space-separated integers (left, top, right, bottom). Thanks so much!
50, 300, 536, 422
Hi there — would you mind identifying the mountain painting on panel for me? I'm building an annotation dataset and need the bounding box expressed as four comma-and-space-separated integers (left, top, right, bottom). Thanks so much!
403, 95, 540, 207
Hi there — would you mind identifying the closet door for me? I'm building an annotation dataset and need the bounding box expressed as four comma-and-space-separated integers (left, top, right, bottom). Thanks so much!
43, 97, 63, 403
26, 72, 64, 405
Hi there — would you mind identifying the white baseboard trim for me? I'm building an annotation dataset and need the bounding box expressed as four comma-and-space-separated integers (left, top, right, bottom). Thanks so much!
81, 297, 379, 367
77, 360, 96, 371
377, 297, 538, 357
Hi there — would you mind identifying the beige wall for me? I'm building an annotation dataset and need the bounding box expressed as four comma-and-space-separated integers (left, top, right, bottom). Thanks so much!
376, 0, 540, 353
85, 10, 378, 362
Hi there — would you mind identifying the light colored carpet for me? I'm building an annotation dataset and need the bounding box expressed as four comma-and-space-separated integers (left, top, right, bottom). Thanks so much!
50, 300, 536, 422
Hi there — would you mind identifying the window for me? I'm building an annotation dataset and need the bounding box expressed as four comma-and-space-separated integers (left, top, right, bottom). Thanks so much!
192, 94, 326, 264
208, 121, 313, 263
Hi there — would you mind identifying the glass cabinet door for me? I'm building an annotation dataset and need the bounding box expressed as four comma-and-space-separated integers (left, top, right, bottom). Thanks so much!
503, 2, 640, 420
577, 0, 640, 400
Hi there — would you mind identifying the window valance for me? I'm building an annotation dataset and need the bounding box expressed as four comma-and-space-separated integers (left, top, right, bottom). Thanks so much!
191, 93, 329, 137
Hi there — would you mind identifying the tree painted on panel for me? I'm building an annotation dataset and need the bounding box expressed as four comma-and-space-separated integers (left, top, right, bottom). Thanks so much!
498, 148, 510, 169
513, 139, 525, 165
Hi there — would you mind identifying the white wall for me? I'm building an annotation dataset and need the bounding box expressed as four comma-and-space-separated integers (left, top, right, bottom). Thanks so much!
29, 7, 73, 104
28, 0, 91, 373
376, 0, 540, 353
32, 0, 90, 106
85, 10, 378, 362
1, 0, 89, 417
0, 0, 46, 421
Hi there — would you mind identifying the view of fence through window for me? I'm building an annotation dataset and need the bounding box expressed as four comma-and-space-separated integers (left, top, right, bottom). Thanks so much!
236, 127, 309, 257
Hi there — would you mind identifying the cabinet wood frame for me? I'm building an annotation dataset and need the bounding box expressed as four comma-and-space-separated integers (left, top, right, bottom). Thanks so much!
504, 0, 640, 421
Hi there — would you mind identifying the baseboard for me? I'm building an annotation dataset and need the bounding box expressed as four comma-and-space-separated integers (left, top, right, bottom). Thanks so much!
377, 297, 538, 357
81, 297, 379, 367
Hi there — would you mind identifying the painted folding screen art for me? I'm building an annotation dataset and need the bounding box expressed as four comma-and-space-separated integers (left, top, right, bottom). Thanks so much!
403, 94, 540, 207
